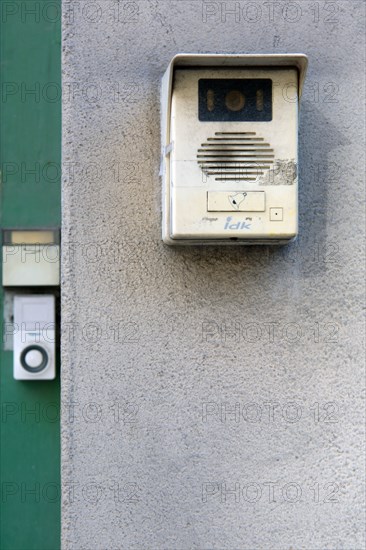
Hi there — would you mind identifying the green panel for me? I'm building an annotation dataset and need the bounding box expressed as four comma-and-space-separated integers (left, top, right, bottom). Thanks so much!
0, 349, 61, 550
0, 2, 61, 549
0, 1, 61, 227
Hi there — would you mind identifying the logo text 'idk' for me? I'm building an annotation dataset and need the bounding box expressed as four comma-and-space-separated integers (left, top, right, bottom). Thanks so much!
224, 217, 251, 230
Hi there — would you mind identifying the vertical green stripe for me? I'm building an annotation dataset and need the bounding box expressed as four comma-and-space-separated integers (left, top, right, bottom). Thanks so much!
1, 2, 61, 548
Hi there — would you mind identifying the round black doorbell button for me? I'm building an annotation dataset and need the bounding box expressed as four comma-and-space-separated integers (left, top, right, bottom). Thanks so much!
20, 345, 49, 373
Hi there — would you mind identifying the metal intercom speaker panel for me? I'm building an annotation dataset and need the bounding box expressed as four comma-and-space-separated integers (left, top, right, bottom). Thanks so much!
161, 54, 308, 245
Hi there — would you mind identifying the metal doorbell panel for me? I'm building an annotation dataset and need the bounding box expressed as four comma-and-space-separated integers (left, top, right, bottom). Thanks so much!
161, 54, 308, 245
13, 295, 56, 380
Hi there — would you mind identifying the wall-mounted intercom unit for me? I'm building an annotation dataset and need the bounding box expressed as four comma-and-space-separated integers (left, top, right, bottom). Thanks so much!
13, 295, 56, 380
161, 54, 308, 245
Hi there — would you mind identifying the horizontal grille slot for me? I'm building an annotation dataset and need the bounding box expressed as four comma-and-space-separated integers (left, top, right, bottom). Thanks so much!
201, 144, 271, 148
197, 153, 274, 158
201, 151, 271, 156
203, 171, 265, 175
215, 177, 259, 181
198, 131, 274, 181
199, 161, 273, 165
205, 170, 264, 174
197, 148, 273, 153
214, 132, 257, 135
207, 137, 265, 142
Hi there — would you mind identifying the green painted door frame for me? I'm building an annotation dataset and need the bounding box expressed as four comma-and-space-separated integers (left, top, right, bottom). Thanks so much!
0, 2, 61, 549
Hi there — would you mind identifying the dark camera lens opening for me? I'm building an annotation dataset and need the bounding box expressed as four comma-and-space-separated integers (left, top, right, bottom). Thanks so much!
199, 79, 272, 121
225, 90, 245, 111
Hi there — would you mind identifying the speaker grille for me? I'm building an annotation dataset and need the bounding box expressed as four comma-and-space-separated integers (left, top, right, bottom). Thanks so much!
197, 131, 274, 181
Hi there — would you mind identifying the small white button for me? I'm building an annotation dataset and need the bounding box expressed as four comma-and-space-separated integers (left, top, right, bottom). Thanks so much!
270, 207, 283, 221
24, 349, 44, 368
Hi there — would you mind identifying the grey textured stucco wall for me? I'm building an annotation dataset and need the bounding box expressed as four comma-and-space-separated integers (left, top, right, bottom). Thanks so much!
61, 1, 365, 548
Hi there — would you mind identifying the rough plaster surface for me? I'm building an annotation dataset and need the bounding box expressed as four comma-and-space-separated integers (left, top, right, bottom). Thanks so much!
61, 1, 365, 548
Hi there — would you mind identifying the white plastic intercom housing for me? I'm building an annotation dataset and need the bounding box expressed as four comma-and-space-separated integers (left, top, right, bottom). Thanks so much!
161, 54, 308, 245
13, 295, 55, 380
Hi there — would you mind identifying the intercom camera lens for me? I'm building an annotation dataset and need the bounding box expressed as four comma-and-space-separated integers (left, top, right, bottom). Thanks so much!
225, 90, 245, 111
